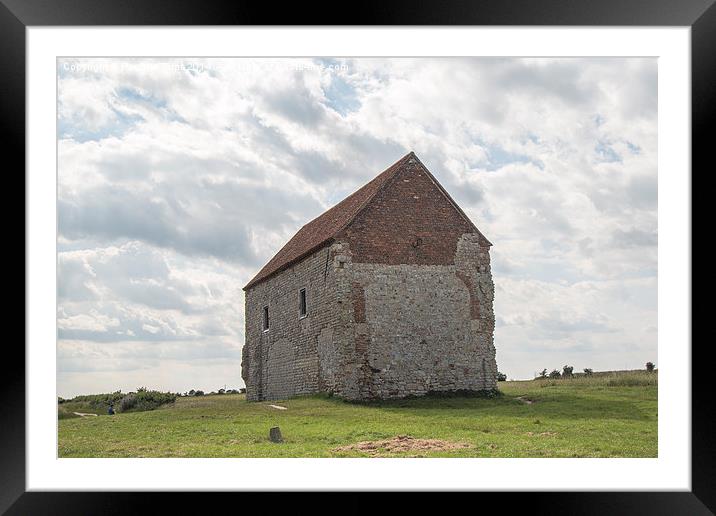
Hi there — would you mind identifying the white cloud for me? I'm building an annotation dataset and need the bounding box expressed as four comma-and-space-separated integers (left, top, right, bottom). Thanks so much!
58, 311, 120, 333
57, 57, 657, 394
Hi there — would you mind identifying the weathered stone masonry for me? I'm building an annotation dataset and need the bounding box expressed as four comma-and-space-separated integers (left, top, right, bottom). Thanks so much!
241, 152, 497, 401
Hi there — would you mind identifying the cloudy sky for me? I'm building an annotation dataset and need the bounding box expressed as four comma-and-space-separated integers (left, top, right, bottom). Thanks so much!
57, 57, 657, 397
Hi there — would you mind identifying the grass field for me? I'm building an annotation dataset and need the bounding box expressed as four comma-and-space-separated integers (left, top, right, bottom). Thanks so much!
58, 372, 657, 458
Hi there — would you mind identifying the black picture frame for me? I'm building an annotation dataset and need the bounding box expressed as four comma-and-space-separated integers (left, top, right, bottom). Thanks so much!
4, 0, 711, 513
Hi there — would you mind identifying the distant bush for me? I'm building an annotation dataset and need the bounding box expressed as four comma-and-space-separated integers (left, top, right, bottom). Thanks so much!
496, 372, 507, 382
117, 390, 176, 413
58, 389, 177, 420
583, 368, 593, 376
646, 362, 655, 372
562, 365, 574, 378
68, 391, 125, 411
536, 369, 548, 380
194, 390, 205, 396
548, 369, 561, 379
118, 394, 136, 412
239, 388, 246, 394
65, 389, 176, 413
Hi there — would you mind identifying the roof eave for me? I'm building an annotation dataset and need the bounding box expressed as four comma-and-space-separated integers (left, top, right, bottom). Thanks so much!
242, 238, 335, 291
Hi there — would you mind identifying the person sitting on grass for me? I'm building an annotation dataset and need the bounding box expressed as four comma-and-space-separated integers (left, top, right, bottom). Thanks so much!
108, 403, 115, 415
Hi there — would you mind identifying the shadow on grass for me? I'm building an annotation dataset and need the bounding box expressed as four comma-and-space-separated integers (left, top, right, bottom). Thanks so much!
299, 390, 654, 422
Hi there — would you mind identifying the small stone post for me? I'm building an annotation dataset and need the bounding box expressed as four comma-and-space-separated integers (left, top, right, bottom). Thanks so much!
269, 426, 283, 443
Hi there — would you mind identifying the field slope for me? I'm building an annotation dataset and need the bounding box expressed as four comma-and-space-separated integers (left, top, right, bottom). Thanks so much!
58, 375, 657, 458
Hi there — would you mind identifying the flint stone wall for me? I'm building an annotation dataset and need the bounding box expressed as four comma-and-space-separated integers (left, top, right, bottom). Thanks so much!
241, 245, 347, 401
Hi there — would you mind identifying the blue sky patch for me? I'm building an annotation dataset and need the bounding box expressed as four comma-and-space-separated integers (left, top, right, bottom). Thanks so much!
594, 140, 622, 163
59, 86, 188, 142
471, 139, 544, 171
116, 87, 167, 109
59, 109, 144, 143
626, 141, 641, 155
323, 75, 361, 116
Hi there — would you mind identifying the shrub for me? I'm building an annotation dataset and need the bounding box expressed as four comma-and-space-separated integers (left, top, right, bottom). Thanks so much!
59, 389, 177, 416
118, 393, 137, 412
646, 362, 655, 372
239, 388, 247, 394
548, 369, 561, 379
583, 368, 593, 376
117, 390, 176, 413
194, 390, 205, 396
68, 391, 125, 411
563, 365, 574, 378
496, 371, 507, 382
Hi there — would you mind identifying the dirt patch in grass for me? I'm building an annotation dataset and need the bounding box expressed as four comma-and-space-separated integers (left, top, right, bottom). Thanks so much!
526, 431, 558, 437
333, 435, 471, 456
517, 396, 536, 404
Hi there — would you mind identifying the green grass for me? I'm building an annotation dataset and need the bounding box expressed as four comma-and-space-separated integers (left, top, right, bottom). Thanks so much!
58, 372, 657, 458
536, 369, 658, 388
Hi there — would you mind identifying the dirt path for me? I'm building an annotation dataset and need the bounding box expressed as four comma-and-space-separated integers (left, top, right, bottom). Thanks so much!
73, 412, 98, 417
333, 435, 471, 456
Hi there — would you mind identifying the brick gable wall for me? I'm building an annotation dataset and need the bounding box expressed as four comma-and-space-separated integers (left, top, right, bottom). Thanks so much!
338, 158, 480, 265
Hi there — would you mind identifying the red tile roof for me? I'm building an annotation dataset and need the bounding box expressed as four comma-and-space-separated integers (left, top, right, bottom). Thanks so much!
243, 152, 488, 290
243, 153, 414, 290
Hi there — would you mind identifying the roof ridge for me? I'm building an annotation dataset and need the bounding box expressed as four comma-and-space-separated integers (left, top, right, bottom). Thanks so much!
242, 151, 492, 291
333, 151, 415, 234
297, 151, 413, 231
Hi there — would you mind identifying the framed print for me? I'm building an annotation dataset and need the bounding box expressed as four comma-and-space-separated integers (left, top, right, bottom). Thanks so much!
5, 0, 713, 512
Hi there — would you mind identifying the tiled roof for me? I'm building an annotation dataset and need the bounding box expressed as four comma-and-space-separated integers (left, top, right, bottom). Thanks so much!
243, 152, 416, 290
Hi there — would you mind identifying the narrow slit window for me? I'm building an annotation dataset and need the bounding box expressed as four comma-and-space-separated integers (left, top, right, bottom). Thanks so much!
299, 288, 307, 318
262, 305, 269, 331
